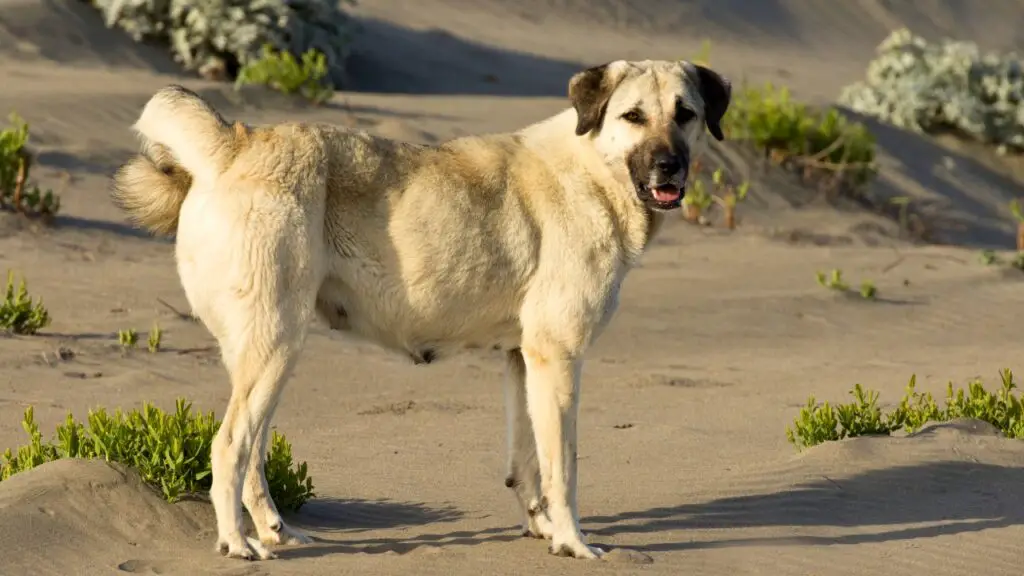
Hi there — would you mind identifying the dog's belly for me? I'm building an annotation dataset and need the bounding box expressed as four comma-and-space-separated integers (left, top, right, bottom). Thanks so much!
316, 275, 522, 363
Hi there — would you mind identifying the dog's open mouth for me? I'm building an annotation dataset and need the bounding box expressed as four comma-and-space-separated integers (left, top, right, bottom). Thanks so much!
651, 184, 681, 203
637, 182, 683, 209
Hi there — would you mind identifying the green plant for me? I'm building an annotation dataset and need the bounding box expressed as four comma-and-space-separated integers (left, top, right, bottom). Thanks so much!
0, 271, 50, 335
0, 399, 314, 510
786, 369, 1024, 449
118, 328, 139, 349
1010, 199, 1024, 251
977, 248, 1024, 271
235, 44, 335, 104
724, 82, 876, 183
816, 268, 850, 291
263, 430, 314, 512
980, 249, 1000, 265
859, 280, 877, 300
786, 383, 895, 449
816, 269, 879, 300
682, 178, 714, 223
707, 167, 750, 230
147, 322, 162, 353
840, 28, 1024, 153
0, 113, 60, 219
88, 0, 356, 88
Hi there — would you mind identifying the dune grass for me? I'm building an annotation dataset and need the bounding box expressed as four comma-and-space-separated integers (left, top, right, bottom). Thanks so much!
0, 399, 314, 512
787, 369, 1024, 449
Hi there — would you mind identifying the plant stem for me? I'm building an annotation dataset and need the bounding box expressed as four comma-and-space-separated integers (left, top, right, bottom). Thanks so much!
13, 155, 27, 212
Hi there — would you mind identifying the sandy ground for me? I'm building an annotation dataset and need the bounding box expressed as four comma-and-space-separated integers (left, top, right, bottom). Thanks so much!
1, 1, 1024, 574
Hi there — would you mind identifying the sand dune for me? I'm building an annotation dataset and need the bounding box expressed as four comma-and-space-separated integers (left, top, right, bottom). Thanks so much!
1, 0, 1024, 574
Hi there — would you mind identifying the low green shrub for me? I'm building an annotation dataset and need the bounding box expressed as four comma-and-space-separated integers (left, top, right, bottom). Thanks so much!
787, 369, 1024, 449
0, 399, 314, 511
0, 271, 50, 335
87, 0, 357, 89
724, 82, 877, 188
235, 44, 334, 104
0, 113, 60, 219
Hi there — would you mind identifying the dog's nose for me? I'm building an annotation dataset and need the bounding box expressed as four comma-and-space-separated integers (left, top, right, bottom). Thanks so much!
653, 153, 682, 177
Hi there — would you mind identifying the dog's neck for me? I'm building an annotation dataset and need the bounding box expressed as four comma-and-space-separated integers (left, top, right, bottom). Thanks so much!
518, 109, 664, 264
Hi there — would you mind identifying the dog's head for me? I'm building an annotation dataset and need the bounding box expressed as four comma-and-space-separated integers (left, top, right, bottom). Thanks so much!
568, 60, 731, 211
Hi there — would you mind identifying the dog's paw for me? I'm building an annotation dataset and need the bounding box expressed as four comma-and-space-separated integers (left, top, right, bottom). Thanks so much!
216, 536, 277, 561
548, 530, 605, 560
260, 521, 314, 546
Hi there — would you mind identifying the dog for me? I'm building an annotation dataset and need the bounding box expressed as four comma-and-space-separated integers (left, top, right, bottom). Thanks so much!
109, 59, 731, 561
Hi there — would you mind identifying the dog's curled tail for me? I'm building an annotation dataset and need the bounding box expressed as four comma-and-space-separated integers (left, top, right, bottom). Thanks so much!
111, 85, 240, 236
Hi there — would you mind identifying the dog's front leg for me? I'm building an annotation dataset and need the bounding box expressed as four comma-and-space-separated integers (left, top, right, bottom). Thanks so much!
520, 346, 603, 559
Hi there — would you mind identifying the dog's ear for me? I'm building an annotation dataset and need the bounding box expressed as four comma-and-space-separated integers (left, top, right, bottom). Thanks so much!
568, 64, 615, 136
689, 64, 732, 141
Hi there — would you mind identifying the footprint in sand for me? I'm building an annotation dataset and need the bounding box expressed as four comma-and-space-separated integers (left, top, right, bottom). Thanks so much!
116, 559, 167, 574
118, 559, 268, 576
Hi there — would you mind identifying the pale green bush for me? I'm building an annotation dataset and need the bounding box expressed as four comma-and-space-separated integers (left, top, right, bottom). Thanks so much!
89, 0, 357, 86
840, 28, 1024, 153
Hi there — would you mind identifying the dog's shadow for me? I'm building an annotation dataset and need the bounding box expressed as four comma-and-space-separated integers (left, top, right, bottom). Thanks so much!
582, 459, 1024, 552
278, 460, 1024, 559
281, 497, 521, 558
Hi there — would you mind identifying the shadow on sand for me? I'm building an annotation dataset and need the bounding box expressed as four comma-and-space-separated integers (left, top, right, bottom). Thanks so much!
584, 460, 1024, 552
277, 459, 1024, 558
839, 108, 1024, 250
282, 497, 520, 558
343, 17, 585, 97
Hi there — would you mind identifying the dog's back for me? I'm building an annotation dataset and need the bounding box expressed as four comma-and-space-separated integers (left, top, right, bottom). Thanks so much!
109, 87, 548, 358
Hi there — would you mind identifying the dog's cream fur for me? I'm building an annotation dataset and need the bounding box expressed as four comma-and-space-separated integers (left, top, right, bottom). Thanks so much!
110, 59, 731, 561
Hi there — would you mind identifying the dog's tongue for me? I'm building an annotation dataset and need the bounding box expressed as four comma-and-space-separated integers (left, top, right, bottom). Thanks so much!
652, 185, 680, 203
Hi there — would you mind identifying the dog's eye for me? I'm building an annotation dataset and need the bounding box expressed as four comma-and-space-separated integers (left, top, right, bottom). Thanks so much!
674, 106, 696, 125
620, 110, 645, 125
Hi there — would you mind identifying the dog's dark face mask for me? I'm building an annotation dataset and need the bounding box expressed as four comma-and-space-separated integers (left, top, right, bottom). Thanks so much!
568, 60, 732, 212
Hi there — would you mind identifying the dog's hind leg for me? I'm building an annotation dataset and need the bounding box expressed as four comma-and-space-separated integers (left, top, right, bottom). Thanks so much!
177, 193, 324, 560
209, 299, 311, 561
503, 349, 555, 540
242, 407, 314, 547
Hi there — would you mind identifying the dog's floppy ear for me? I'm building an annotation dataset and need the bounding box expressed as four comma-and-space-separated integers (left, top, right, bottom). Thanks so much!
689, 63, 732, 141
568, 63, 616, 136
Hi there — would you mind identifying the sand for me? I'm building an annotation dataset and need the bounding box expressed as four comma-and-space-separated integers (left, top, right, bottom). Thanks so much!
1, 0, 1024, 574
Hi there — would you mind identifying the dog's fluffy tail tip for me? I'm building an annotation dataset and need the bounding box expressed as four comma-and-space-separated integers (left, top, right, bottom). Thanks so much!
110, 146, 193, 237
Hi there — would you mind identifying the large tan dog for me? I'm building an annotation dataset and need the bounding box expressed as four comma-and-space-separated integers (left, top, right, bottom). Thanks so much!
110, 59, 731, 561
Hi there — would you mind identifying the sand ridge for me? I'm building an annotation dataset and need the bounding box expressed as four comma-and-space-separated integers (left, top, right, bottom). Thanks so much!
1, 0, 1024, 574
